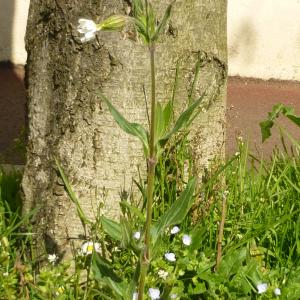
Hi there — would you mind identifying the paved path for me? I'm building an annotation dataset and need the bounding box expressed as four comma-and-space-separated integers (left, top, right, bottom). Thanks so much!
1, 64, 300, 164
227, 77, 300, 158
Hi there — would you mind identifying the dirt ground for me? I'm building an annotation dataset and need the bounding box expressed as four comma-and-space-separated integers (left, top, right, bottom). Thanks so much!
1, 63, 300, 165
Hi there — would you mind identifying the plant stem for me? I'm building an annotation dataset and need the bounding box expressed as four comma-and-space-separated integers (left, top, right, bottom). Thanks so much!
216, 193, 227, 271
138, 43, 157, 300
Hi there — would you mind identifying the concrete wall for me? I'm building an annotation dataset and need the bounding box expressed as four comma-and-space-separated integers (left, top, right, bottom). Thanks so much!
0, 0, 30, 65
2, 0, 300, 81
228, 0, 300, 81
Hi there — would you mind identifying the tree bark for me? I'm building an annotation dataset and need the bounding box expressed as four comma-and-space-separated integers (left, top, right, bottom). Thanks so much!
23, 0, 227, 258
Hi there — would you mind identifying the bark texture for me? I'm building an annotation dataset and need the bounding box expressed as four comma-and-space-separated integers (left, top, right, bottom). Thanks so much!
23, 0, 227, 257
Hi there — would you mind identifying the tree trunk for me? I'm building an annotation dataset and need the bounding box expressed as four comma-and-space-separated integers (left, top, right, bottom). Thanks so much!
23, 0, 227, 258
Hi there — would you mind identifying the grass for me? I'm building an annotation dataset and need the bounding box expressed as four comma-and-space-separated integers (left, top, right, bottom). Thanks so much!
0, 138, 300, 299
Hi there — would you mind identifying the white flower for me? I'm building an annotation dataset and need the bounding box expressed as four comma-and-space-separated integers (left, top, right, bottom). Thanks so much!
165, 252, 176, 262
81, 241, 101, 255
148, 288, 160, 299
274, 288, 281, 296
223, 190, 229, 197
182, 234, 192, 246
257, 283, 268, 294
77, 19, 99, 43
133, 231, 141, 240
170, 226, 180, 234
3, 272, 8, 276
158, 269, 169, 280
132, 292, 138, 300
48, 254, 58, 264
170, 294, 178, 299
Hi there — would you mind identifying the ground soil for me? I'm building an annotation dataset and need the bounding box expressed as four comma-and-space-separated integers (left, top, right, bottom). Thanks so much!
1, 63, 300, 164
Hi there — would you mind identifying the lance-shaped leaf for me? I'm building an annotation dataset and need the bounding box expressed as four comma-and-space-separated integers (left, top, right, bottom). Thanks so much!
132, 0, 144, 17
152, 177, 196, 242
152, 1, 175, 42
55, 158, 90, 226
97, 91, 149, 156
159, 93, 205, 148
92, 253, 126, 299
100, 216, 122, 241
155, 101, 173, 144
120, 217, 132, 248
155, 102, 164, 142
147, 2, 156, 40
134, 16, 149, 44
120, 200, 145, 222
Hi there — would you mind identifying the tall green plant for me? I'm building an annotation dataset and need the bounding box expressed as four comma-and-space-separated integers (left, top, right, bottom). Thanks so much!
73, 1, 206, 298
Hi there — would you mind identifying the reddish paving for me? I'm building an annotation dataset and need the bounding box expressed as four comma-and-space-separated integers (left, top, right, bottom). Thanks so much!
227, 77, 300, 158
1, 64, 300, 164
0, 63, 26, 164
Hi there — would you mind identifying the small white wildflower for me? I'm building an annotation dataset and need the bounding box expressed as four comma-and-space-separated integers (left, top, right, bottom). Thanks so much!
158, 269, 169, 280
235, 152, 240, 156
132, 292, 138, 300
170, 293, 178, 299
81, 241, 101, 255
148, 288, 160, 300
223, 190, 229, 197
48, 254, 58, 264
170, 226, 180, 235
274, 288, 281, 296
77, 19, 99, 43
133, 231, 141, 240
257, 283, 268, 294
112, 246, 121, 252
3, 272, 8, 276
236, 233, 243, 239
165, 252, 176, 262
182, 234, 192, 246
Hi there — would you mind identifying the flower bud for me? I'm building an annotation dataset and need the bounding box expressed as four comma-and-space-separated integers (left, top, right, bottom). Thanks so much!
98, 15, 127, 31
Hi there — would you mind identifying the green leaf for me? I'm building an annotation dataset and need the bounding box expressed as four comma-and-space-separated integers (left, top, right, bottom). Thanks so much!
55, 158, 90, 226
218, 248, 247, 278
152, 177, 196, 241
155, 102, 164, 142
120, 217, 132, 248
163, 100, 173, 129
134, 16, 149, 43
259, 120, 274, 142
100, 216, 122, 241
159, 94, 205, 147
92, 253, 126, 299
120, 201, 145, 222
132, 0, 144, 17
152, 1, 175, 42
97, 91, 149, 156
147, 3, 156, 39
285, 112, 300, 127
260, 103, 300, 142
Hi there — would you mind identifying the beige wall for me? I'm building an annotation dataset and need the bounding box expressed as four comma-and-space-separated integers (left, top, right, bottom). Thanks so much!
2, 0, 300, 81
0, 0, 30, 64
228, 0, 300, 81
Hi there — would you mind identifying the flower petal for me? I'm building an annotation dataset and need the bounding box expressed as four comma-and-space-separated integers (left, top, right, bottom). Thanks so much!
182, 234, 192, 246
165, 252, 176, 262
257, 283, 268, 294
148, 288, 160, 300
